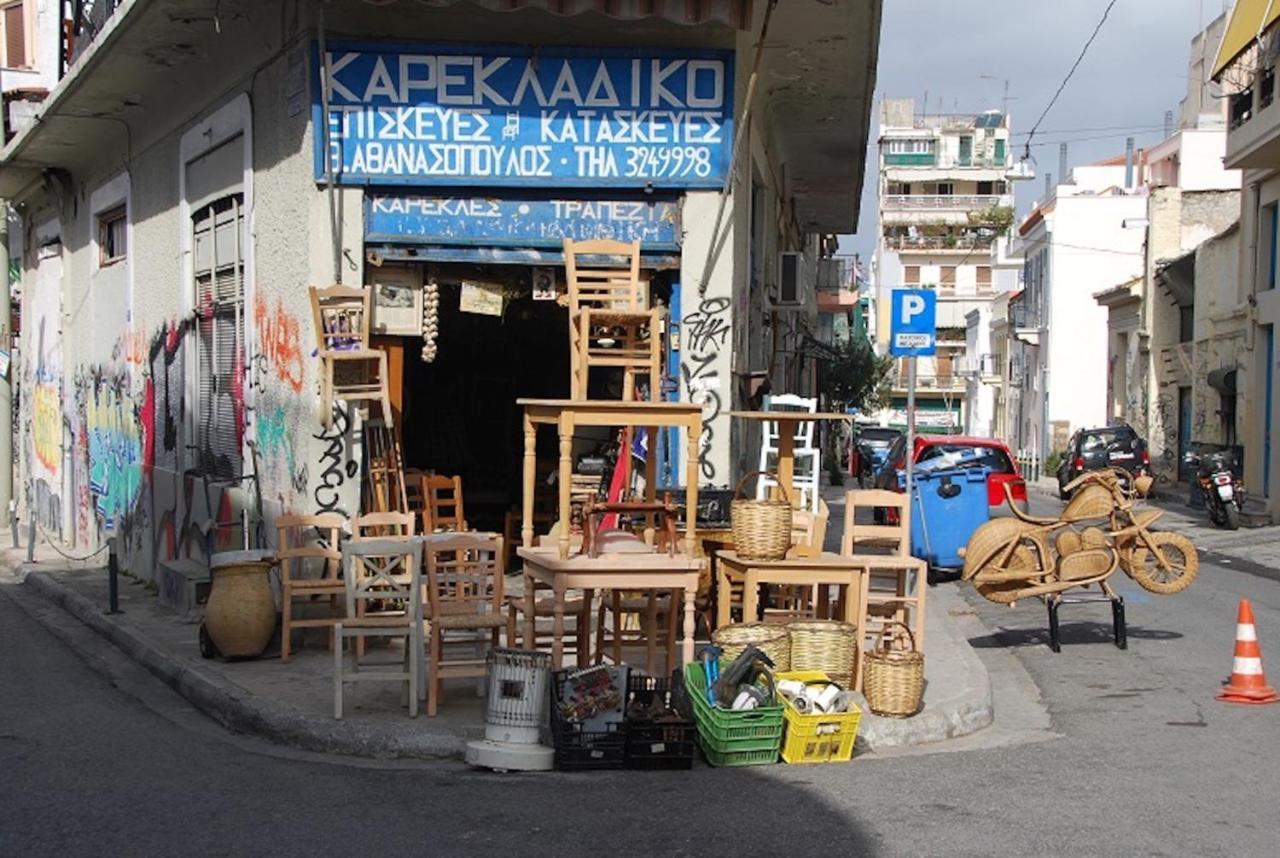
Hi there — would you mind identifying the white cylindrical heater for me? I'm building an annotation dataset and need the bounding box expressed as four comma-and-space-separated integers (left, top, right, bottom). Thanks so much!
465, 648, 554, 772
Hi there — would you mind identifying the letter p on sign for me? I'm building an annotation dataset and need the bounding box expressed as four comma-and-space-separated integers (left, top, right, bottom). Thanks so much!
889, 288, 937, 357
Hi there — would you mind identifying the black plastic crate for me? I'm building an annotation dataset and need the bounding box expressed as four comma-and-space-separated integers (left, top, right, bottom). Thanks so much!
551, 719, 627, 771
550, 666, 628, 771
624, 671, 696, 770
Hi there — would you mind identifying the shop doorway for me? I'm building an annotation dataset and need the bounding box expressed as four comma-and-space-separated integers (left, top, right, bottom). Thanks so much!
391, 261, 672, 533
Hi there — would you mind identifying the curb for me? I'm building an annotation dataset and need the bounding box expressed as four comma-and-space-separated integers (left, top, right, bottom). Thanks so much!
22, 570, 467, 760
22, 566, 993, 759
856, 583, 994, 752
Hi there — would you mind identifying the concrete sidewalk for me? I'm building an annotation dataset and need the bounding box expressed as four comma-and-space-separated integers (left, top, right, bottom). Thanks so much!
3, 495, 996, 761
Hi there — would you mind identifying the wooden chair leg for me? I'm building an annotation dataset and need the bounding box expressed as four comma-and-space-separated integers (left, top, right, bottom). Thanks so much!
281, 585, 293, 664
428, 627, 441, 717
595, 596, 608, 664
333, 627, 344, 719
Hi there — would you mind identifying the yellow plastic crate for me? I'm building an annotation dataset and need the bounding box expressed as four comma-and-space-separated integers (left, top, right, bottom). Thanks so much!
776, 671, 862, 764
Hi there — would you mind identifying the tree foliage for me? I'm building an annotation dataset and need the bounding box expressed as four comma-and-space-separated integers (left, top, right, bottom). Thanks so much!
821, 337, 893, 412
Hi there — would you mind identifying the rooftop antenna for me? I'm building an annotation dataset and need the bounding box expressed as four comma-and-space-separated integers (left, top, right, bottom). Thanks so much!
980, 76, 1011, 114
1164, 109, 1174, 138
1059, 142, 1069, 185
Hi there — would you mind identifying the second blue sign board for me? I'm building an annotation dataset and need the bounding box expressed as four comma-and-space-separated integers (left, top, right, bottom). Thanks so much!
365, 193, 681, 249
315, 42, 734, 188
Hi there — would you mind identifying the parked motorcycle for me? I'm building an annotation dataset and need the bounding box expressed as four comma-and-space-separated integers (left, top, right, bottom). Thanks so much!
1185, 445, 1244, 531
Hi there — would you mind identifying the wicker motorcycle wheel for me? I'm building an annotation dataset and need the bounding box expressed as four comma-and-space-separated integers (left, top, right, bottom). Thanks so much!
1128, 531, 1199, 594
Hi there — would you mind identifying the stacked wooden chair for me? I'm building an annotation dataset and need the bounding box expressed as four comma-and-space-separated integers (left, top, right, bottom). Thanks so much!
309, 285, 407, 515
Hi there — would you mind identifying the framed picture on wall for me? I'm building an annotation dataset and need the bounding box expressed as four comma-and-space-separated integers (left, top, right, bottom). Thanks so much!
371, 264, 423, 336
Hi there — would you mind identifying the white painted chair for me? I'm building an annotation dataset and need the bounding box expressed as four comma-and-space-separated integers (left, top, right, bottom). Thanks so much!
334, 536, 424, 719
756, 394, 821, 512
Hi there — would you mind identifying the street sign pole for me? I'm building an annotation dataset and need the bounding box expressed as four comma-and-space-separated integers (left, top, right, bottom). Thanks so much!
906, 356, 916, 516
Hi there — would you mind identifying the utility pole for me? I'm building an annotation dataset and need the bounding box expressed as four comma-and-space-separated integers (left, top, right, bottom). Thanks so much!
0, 199, 12, 518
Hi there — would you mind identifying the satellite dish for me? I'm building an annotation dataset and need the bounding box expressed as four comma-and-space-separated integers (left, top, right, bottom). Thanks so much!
1006, 158, 1036, 181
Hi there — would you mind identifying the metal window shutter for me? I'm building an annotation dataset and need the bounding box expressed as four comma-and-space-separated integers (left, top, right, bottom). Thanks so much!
187, 136, 243, 211
192, 196, 244, 480
4, 5, 25, 68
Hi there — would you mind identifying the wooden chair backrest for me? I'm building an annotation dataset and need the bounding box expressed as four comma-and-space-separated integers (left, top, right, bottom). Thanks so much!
352, 511, 417, 540
276, 513, 344, 581
341, 537, 421, 621
310, 285, 372, 353
424, 532, 504, 617
422, 474, 466, 533
564, 237, 646, 314
404, 469, 429, 517
842, 489, 909, 557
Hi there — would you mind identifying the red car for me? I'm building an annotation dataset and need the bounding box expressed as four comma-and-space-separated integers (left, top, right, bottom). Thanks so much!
877, 434, 1028, 509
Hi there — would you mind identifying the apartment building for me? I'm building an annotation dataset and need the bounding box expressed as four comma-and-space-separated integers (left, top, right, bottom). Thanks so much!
871, 98, 1020, 432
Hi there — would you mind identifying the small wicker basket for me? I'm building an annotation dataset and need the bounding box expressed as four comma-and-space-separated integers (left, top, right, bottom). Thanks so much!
711, 622, 791, 672
787, 620, 858, 688
863, 621, 924, 718
730, 471, 793, 561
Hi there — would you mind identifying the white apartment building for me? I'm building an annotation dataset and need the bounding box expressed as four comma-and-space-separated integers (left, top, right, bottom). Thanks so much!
871, 98, 1020, 433
1014, 160, 1148, 457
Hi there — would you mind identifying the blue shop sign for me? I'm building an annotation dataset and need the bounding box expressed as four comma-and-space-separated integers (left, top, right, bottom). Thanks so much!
313, 42, 733, 189
364, 192, 681, 250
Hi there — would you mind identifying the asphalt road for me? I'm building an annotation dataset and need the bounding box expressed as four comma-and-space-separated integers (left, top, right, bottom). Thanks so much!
4, 503, 1280, 857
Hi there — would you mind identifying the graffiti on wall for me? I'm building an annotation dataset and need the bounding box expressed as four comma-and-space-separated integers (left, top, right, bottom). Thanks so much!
254, 296, 306, 393
32, 384, 61, 477
85, 374, 144, 529
681, 296, 730, 481
254, 403, 309, 497
313, 404, 359, 515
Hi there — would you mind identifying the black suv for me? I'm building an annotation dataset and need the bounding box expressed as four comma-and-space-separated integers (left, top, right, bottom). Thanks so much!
1056, 423, 1150, 499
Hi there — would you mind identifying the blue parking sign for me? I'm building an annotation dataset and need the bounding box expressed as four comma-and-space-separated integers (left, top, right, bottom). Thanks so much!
889, 289, 937, 357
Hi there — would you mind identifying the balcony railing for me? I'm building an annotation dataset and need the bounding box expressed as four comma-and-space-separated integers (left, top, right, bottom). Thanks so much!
883, 194, 1006, 211
889, 372, 967, 392
885, 234, 995, 252
66, 0, 126, 72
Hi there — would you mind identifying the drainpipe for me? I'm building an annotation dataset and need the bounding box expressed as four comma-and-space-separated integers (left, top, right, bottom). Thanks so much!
0, 200, 10, 516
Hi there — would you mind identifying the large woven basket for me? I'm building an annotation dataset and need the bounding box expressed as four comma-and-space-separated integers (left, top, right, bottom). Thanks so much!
730, 471, 793, 561
787, 620, 858, 688
712, 622, 791, 672
862, 621, 924, 718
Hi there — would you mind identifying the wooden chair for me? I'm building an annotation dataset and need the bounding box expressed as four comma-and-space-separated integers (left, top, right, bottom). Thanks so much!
422, 474, 467, 533
423, 532, 506, 716
277, 513, 346, 664
564, 238, 662, 400
334, 536, 423, 719
842, 489, 928, 669
352, 511, 416, 539
595, 590, 679, 676
310, 285, 393, 429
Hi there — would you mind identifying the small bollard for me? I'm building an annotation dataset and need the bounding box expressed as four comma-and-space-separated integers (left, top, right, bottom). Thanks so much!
26, 514, 35, 563
9, 501, 18, 549
106, 536, 122, 615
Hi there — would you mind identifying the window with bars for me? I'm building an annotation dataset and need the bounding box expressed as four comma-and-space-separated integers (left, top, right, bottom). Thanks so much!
886, 138, 934, 155
192, 194, 245, 481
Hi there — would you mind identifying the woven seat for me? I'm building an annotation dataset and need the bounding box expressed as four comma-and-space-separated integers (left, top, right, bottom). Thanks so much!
433, 613, 507, 630
423, 532, 505, 716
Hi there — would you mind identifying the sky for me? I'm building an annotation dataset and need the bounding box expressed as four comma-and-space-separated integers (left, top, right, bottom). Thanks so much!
840, 0, 1233, 260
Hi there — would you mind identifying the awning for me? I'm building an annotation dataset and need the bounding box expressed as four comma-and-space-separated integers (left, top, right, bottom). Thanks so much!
1213, 0, 1280, 79
1154, 250, 1196, 308
378, 0, 751, 29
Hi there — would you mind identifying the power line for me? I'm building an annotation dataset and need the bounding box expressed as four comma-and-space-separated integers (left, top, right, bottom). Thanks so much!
1024, 0, 1122, 158
1009, 122, 1165, 138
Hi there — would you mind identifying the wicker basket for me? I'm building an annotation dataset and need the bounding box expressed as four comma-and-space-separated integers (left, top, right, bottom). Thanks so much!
712, 622, 791, 672
731, 471, 793, 561
862, 621, 924, 718
787, 620, 858, 688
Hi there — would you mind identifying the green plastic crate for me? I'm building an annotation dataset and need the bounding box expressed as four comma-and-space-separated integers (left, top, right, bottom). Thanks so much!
684, 663, 783, 767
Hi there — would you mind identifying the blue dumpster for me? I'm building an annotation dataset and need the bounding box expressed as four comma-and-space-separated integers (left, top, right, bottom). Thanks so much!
898, 457, 991, 570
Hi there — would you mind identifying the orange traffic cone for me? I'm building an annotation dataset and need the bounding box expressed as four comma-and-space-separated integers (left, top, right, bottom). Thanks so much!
1217, 599, 1280, 705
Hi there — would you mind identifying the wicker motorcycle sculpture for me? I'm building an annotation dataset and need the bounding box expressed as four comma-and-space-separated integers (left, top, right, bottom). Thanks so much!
961, 468, 1198, 605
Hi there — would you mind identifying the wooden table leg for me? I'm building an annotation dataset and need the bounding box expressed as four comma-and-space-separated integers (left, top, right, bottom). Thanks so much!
578, 587, 593, 668
644, 424, 659, 540
854, 567, 870, 692
743, 569, 759, 624
552, 574, 566, 669
817, 580, 831, 619
716, 563, 732, 629
557, 412, 574, 560
666, 589, 679, 675
521, 411, 536, 548
685, 414, 701, 551
777, 424, 796, 505
646, 591, 659, 675
523, 567, 536, 650
682, 585, 696, 667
